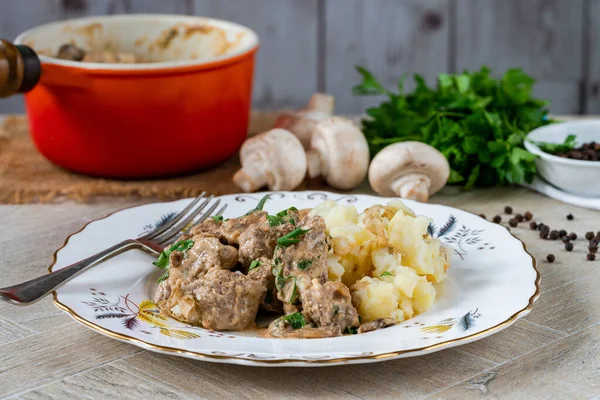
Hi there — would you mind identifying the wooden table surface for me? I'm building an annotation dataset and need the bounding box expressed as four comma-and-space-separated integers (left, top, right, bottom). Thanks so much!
1, 186, 599, 399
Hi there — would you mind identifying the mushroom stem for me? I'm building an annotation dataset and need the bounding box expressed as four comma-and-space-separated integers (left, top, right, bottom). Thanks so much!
390, 174, 432, 202
306, 149, 324, 179
233, 164, 268, 193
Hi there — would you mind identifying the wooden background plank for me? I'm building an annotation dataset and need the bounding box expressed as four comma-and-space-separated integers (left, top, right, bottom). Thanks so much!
324, 0, 451, 113
0, 0, 596, 114
194, 0, 320, 109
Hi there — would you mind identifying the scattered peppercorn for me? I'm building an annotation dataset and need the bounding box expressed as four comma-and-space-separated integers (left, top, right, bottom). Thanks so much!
589, 246, 598, 254
529, 222, 538, 230
597, 231, 600, 237
559, 230, 567, 237
504, 206, 513, 214
509, 219, 518, 227
524, 211, 533, 221
540, 231, 549, 239
561, 236, 570, 243
546, 254, 555, 263
566, 214, 574, 220
586, 232, 595, 240
549, 230, 559, 240
569, 233, 577, 241
587, 253, 596, 261
515, 213, 524, 222
565, 242, 574, 251
479, 214, 486, 219
492, 215, 501, 223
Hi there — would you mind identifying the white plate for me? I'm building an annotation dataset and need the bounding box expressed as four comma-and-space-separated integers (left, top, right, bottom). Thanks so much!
50, 192, 540, 367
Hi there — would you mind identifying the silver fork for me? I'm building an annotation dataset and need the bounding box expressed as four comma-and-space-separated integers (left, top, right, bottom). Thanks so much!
0, 193, 227, 305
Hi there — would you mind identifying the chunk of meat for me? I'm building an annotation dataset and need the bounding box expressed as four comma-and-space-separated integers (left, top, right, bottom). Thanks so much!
301, 279, 359, 334
193, 269, 266, 330
182, 234, 238, 278
220, 211, 267, 244
268, 317, 337, 338
56, 43, 85, 61
190, 219, 223, 239
358, 318, 396, 334
247, 257, 282, 313
154, 233, 238, 324
238, 209, 299, 268
275, 216, 329, 286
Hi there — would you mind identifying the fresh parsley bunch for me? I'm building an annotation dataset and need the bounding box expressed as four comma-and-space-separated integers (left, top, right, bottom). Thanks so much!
353, 66, 551, 188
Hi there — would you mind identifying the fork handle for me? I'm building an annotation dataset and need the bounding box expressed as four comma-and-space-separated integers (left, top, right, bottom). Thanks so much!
0, 239, 142, 305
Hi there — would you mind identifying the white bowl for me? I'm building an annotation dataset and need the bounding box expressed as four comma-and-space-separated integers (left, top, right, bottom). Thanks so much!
525, 120, 600, 197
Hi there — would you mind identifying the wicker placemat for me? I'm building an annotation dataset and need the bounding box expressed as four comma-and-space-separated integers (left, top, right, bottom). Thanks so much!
0, 113, 330, 204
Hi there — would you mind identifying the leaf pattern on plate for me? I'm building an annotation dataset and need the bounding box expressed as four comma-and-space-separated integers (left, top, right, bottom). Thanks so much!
82, 290, 202, 340
421, 309, 481, 334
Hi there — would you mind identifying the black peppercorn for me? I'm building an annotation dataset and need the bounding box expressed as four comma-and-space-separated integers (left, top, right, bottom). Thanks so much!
540, 231, 549, 239
546, 254, 555, 263
587, 253, 596, 261
567, 214, 574, 220
589, 246, 598, 254
509, 219, 518, 227
515, 214, 524, 222
586, 232, 595, 240
492, 215, 501, 223
529, 222, 538, 230
479, 214, 486, 219
549, 230, 559, 240
561, 236, 570, 243
565, 242, 574, 251
569, 233, 577, 241
524, 211, 533, 221
504, 206, 513, 214
559, 230, 567, 237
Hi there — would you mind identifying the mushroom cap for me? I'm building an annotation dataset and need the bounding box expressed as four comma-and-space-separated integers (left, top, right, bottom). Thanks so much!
275, 111, 328, 149
308, 116, 370, 190
368, 141, 450, 197
238, 128, 307, 191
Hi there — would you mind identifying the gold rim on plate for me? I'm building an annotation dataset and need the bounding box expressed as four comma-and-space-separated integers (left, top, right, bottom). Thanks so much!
48, 196, 541, 365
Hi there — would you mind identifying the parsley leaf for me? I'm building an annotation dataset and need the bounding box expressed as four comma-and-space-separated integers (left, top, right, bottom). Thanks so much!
153, 239, 194, 282
277, 228, 311, 247
245, 195, 269, 215
530, 134, 577, 154
354, 66, 552, 187
212, 215, 224, 222
380, 271, 394, 277
248, 259, 261, 271
345, 326, 358, 335
297, 259, 313, 270
282, 312, 306, 330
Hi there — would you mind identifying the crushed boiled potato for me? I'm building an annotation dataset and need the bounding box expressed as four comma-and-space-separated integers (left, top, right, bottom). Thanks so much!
309, 199, 450, 324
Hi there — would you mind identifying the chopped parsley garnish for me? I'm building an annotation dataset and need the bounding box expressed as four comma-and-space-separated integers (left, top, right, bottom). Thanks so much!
153, 239, 194, 282
282, 312, 306, 330
380, 271, 394, 277
266, 207, 299, 227
212, 215, 224, 222
345, 326, 358, 335
297, 259, 313, 270
245, 194, 269, 215
277, 228, 311, 247
248, 259, 261, 271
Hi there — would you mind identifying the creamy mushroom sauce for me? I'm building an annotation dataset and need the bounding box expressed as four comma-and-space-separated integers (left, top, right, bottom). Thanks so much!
153, 196, 371, 338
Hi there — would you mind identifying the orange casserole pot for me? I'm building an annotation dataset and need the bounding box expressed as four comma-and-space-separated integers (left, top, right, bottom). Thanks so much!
15, 15, 259, 178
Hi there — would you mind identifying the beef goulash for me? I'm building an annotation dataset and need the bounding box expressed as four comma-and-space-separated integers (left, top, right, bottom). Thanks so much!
153, 196, 451, 338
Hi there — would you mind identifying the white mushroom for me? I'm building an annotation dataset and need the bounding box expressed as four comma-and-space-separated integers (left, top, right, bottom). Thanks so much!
275, 93, 335, 149
233, 128, 307, 192
306, 117, 370, 190
368, 142, 450, 202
